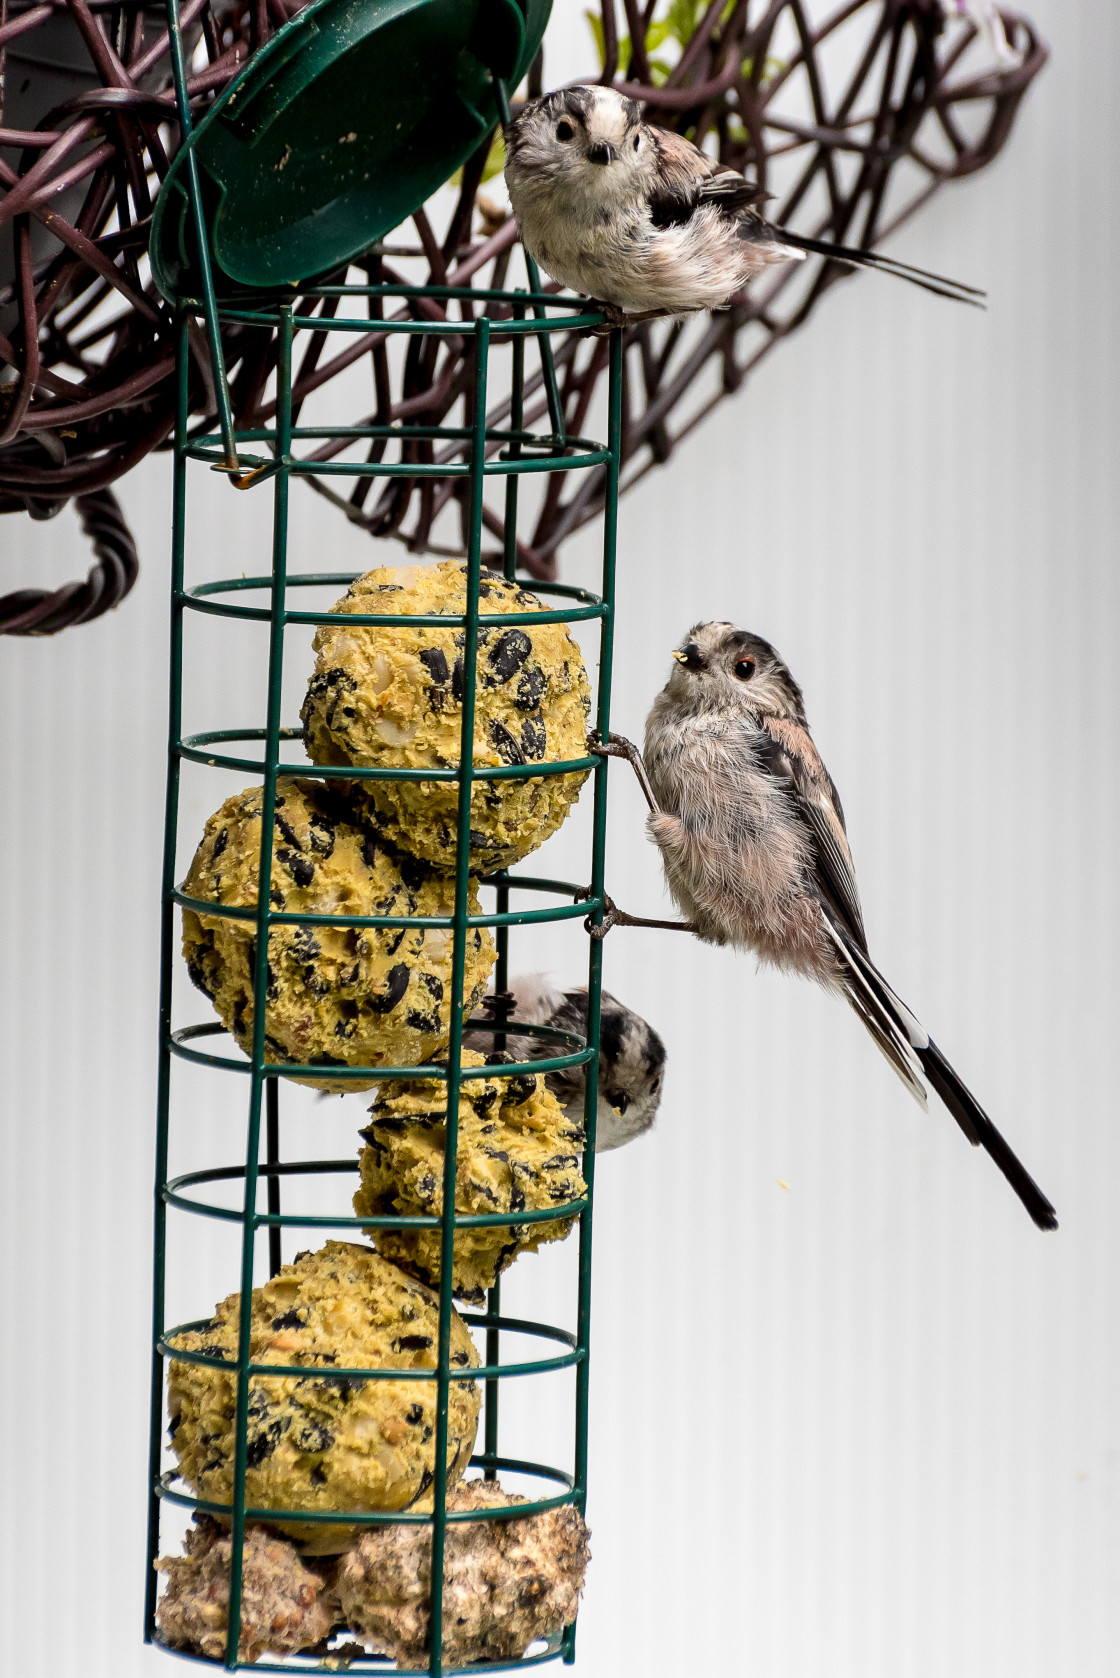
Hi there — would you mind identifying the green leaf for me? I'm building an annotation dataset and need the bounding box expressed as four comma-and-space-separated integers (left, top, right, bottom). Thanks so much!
481, 129, 506, 184
665, 0, 703, 47
450, 129, 506, 188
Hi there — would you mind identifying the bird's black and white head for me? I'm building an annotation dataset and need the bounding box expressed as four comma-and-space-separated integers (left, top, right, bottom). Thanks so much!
666, 622, 807, 721
498, 974, 666, 1153
505, 84, 653, 212
594, 988, 666, 1150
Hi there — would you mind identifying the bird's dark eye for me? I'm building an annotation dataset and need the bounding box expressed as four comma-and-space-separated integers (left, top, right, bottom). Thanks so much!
632, 132, 640, 150
556, 120, 575, 142
734, 658, 756, 681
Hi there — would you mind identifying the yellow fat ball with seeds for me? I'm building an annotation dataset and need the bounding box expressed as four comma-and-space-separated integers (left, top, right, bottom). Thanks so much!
167, 1243, 481, 1556
300, 563, 591, 872
181, 779, 495, 1090
354, 1051, 586, 1303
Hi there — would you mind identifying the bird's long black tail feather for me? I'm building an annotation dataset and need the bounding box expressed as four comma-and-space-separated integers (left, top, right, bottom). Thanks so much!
842, 972, 928, 1108
776, 230, 987, 307
820, 911, 1057, 1230
916, 1039, 1058, 1230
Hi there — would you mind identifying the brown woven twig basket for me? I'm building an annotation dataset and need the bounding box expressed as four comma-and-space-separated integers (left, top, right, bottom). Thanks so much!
0, 0, 1046, 627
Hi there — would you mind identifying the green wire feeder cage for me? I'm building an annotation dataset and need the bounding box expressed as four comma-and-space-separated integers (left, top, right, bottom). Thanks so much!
146, 1, 624, 1672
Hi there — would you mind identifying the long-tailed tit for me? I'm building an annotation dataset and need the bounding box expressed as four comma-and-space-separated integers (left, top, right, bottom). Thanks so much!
467, 975, 666, 1152
593, 624, 1056, 1229
504, 85, 984, 323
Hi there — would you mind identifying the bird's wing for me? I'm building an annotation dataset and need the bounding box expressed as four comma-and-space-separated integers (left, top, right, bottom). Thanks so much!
754, 715, 869, 952
695, 175, 772, 213
650, 125, 728, 190
647, 127, 768, 227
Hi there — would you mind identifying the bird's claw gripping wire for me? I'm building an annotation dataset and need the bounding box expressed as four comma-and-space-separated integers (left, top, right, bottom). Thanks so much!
590, 731, 659, 812
585, 301, 675, 336
584, 892, 696, 940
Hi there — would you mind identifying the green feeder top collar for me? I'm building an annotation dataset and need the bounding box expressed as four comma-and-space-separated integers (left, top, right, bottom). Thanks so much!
151, 0, 549, 302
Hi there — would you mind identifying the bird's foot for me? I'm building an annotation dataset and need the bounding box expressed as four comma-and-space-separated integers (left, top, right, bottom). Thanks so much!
585, 301, 681, 335
585, 894, 696, 939
590, 730, 637, 761
589, 731, 660, 813
584, 300, 631, 335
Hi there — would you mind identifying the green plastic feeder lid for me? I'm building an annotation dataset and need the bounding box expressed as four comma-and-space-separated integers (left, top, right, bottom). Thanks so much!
151, 0, 549, 302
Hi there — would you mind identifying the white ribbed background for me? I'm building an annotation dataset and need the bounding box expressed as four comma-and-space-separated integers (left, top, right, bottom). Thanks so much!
2, 2, 1116, 1672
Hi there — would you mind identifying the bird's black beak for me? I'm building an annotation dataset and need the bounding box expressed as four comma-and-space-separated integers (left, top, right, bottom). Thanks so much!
587, 141, 616, 166
673, 643, 705, 673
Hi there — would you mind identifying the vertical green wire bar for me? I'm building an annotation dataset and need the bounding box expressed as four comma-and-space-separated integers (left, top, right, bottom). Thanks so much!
224, 304, 294, 1667
483, 292, 526, 1487
163, 0, 239, 470
427, 316, 490, 1677
493, 78, 565, 450
265, 1079, 282, 1277
563, 327, 622, 1667
145, 310, 190, 1643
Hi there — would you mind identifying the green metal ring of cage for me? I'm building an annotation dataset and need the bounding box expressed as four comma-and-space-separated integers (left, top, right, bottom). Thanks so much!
185, 450, 612, 483
161, 1308, 581, 1377
185, 281, 596, 483
171, 879, 602, 928
173, 742, 601, 782
182, 578, 607, 630
159, 1347, 585, 1398
183, 430, 611, 481
155, 1645, 566, 1676
154, 1625, 569, 1677
156, 1468, 578, 1530
162, 1160, 587, 1238
167, 1015, 595, 1083
149, 33, 622, 1662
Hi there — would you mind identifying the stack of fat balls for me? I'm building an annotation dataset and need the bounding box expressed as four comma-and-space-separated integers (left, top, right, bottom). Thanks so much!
169, 560, 668, 1662
183, 562, 591, 1087
159, 1244, 589, 1665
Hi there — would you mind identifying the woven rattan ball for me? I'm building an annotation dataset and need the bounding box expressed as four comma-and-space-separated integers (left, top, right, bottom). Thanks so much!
181, 779, 495, 1089
300, 563, 591, 872
354, 1050, 586, 1302
167, 1243, 481, 1556
335, 1477, 590, 1667
156, 1517, 338, 1662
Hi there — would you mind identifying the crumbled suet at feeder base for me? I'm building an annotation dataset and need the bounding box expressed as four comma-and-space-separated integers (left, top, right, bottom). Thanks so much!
301, 562, 591, 873
469, 975, 666, 1151
182, 779, 495, 1090
167, 1243, 481, 1554
355, 1051, 586, 1302
335, 1478, 590, 1668
156, 1518, 339, 1663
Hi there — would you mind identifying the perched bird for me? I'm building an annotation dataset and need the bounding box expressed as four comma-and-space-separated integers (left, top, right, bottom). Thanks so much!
593, 624, 1056, 1229
504, 84, 984, 321
467, 975, 666, 1152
